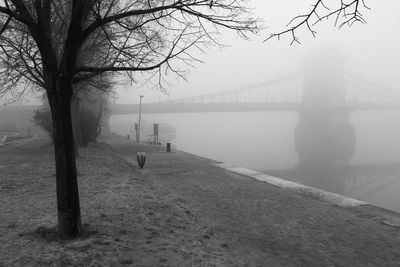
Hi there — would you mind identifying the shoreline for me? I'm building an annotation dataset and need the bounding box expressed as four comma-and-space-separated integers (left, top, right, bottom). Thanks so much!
215, 162, 368, 208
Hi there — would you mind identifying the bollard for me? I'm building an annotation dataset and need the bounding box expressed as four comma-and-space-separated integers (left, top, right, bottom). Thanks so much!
166, 142, 171, 152
127, 134, 130, 139
136, 152, 146, 169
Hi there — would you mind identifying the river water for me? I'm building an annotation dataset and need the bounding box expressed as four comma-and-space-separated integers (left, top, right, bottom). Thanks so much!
110, 111, 400, 213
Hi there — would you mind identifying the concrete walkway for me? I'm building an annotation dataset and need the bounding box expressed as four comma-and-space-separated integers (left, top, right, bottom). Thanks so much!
106, 136, 400, 266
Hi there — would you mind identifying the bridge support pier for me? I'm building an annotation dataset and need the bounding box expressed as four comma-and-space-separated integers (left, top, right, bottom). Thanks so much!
295, 108, 355, 193
294, 50, 356, 194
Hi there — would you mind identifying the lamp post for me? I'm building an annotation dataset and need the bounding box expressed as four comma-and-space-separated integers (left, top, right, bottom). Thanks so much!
137, 95, 144, 143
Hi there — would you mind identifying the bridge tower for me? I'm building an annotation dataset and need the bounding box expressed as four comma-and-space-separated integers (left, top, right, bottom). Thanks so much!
294, 50, 356, 193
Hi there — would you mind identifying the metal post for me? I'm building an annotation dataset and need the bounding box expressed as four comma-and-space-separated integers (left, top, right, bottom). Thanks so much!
135, 123, 138, 142
137, 95, 144, 143
166, 142, 171, 152
153, 123, 159, 145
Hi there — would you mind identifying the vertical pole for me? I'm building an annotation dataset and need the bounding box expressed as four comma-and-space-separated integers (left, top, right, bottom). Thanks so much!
166, 142, 171, 152
135, 123, 138, 142
138, 95, 144, 143
153, 123, 159, 145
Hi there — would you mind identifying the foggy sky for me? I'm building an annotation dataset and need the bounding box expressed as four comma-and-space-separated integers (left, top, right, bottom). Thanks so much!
115, 0, 400, 105
9, 1, 400, 105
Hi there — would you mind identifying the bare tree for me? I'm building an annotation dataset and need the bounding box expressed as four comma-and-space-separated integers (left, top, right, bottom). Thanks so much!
0, 0, 258, 239
72, 76, 113, 148
266, 0, 369, 44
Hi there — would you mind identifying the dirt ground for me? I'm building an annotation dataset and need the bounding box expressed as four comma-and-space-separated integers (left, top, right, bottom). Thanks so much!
1, 135, 400, 266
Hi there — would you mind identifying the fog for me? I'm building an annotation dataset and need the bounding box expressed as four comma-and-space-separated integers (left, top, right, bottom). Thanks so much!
3, 1, 400, 213
115, 1, 400, 104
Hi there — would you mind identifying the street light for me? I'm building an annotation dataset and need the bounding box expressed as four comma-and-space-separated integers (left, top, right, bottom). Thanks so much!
137, 95, 144, 143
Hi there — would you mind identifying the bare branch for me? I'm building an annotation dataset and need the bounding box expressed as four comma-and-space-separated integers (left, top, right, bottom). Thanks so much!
265, 0, 370, 44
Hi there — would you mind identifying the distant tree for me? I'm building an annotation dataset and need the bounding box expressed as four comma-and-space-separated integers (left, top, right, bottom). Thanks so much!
75, 85, 111, 145
36, 75, 112, 153
71, 76, 113, 153
0, 1, 258, 240
33, 96, 106, 146
32, 107, 53, 139
80, 106, 98, 145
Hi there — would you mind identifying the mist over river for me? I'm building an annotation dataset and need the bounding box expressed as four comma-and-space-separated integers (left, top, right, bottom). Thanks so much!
110, 111, 400, 213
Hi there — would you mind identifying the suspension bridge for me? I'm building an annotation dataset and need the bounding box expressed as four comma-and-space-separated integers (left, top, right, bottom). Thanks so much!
110, 72, 400, 114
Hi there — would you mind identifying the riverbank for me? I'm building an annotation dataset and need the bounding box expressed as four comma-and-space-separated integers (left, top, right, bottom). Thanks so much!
1, 136, 400, 266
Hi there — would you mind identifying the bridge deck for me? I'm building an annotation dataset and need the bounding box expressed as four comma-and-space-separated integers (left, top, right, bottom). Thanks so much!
110, 102, 400, 114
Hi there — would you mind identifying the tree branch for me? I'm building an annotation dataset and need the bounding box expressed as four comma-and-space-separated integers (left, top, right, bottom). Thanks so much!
265, 0, 369, 44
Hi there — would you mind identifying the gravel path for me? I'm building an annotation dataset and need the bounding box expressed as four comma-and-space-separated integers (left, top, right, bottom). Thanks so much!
107, 136, 400, 266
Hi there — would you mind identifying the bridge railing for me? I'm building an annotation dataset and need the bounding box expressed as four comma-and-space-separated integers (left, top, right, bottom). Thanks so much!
345, 71, 400, 104
159, 73, 302, 105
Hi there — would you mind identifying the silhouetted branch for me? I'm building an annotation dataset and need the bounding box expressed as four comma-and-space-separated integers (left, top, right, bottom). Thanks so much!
265, 0, 370, 44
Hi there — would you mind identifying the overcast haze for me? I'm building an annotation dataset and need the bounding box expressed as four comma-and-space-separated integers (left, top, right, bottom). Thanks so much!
112, 1, 400, 104
12, 1, 400, 105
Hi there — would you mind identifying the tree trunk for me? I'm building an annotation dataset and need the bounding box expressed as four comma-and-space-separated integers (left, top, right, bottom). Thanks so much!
47, 82, 82, 240
71, 96, 84, 150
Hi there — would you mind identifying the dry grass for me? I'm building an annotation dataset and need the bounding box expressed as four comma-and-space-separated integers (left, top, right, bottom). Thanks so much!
0, 137, 230, 266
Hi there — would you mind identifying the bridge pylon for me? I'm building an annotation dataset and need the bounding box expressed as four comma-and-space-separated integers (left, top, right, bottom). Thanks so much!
294, 50, 356, 193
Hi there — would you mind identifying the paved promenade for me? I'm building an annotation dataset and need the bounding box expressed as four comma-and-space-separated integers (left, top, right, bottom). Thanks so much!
106, 136, 400, 266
